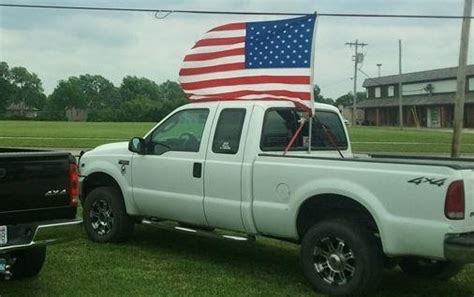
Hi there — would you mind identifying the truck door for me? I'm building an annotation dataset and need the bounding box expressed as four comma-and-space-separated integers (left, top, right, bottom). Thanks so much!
203, 104, 253, 232
131, 106, 216, 226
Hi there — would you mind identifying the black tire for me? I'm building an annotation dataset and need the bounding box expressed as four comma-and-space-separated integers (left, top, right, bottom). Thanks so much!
300, 218, 384, 297
83, 186, 134, 243
399, 257, 464, 280
11, 246, 46, 279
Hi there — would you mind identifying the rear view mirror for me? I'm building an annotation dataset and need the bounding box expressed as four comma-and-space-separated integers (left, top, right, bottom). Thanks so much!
128, 137, 146, 154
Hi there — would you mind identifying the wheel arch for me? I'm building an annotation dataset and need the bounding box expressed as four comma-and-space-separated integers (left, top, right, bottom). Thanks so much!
296, 193, 384, 251
81, 171, 122, 203
81, 170, 140, 216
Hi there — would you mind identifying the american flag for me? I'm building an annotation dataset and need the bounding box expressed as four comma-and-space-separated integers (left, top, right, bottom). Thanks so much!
179, 14, 317, 108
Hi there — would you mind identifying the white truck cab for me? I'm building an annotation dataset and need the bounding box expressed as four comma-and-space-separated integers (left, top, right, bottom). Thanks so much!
79, 100, 474, 296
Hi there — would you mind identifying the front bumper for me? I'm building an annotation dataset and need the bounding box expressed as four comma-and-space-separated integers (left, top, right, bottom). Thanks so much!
445, 232, 474, 263
0, 219, 82, 253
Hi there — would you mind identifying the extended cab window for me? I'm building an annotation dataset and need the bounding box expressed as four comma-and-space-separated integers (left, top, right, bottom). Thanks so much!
212, 109, 246, 154
149, 109, 209, 154
261, 108, 348, 151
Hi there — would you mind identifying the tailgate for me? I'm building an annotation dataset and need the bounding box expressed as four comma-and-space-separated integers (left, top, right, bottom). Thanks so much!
463, 169, 474, 230
0, 152, 77, 224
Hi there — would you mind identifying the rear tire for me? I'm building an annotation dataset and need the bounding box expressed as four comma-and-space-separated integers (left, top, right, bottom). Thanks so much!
11, 246, 46, 279
399, 257, 464, 280
300, 218, 384, 296
83, 186, 134, 243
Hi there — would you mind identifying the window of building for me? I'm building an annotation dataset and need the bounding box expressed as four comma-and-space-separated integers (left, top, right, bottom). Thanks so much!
388, 86, 395, 97
149, 109, 209, 154
260, 108, 348, 151
375, 87, 381, 98
212, 109, 246, 154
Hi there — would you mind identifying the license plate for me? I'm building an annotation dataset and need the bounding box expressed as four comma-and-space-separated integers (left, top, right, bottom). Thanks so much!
0, 226, 7, 245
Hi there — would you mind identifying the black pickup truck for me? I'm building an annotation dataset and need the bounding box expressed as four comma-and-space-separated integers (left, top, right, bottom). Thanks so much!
0, 148, 82, 279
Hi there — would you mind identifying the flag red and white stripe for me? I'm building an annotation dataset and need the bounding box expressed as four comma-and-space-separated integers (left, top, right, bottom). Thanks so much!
178, 15, 316, 109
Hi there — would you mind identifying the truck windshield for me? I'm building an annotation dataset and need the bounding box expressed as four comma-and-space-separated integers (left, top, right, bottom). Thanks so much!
261, 108, 348, 151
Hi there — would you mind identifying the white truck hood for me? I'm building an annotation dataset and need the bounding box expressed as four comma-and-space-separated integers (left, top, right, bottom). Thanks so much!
86, 142, 130, 156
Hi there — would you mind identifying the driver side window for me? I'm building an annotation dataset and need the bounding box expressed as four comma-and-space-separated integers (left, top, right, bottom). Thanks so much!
149, 109, 209, 154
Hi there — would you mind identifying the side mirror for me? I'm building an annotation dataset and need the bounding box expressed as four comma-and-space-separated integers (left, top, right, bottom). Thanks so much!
128, 137, 146, 154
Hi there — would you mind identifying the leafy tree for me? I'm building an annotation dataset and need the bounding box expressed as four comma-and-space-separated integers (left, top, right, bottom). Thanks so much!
118, 96, 163, 122
10, 67, 46, 110
313, 84, 335, 105
0, 62, 13, 113
48, 74, 119, 120
335, 92, 367, 107
0, 63, 46, 116
120, 76, 161, 102
115, 78, 188, 122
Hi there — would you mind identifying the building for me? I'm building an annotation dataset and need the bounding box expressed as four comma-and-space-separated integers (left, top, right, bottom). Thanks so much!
359, 65, 474, 128
65, 107, 89, 121
5, 103, 39, 119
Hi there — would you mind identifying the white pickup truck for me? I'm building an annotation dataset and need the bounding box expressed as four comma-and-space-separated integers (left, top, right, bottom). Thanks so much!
79, 100, 474, 296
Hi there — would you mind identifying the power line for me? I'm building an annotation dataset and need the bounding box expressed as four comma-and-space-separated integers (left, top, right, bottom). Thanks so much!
0, 3, 473, 19
319, 78, 352, 89
358, 68, 384, 86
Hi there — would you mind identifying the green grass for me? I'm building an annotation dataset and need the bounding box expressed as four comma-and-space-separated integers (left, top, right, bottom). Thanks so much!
349, 126, 474, 154
1, 121, 474, 155
1, 226, 473, 297
0, 121, 154, 148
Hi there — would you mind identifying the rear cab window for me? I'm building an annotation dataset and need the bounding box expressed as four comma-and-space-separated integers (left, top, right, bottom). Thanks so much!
212, 109, 246, 154
260, 108, 348, 151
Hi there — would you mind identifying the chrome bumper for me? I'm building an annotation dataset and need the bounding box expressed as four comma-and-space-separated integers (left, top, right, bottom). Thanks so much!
445, 232, 474, 263
0, 219, 82, 253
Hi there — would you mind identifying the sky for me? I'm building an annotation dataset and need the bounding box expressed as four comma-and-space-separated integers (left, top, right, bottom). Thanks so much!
0, 0, 473, 99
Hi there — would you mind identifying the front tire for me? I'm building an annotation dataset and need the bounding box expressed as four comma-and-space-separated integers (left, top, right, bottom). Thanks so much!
11, 246, 47, 279
399, 257, 464, 280
300, 219, 384, 296
83, 186, 134, 243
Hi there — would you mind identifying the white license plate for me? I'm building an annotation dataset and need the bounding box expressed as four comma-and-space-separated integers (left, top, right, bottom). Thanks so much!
0, 226, 7, 245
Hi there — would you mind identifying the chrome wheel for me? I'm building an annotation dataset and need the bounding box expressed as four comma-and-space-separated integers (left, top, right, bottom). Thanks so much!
90, 199, 114, 236
313, 236, 356, 286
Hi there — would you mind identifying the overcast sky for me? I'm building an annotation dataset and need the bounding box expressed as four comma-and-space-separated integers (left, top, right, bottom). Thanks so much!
0, 0, 473, 99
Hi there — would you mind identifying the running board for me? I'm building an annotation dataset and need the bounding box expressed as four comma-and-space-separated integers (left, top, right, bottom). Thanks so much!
141, 219, 256, 242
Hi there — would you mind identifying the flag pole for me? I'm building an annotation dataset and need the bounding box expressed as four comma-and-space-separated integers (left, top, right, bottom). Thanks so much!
307, 12, 318, 154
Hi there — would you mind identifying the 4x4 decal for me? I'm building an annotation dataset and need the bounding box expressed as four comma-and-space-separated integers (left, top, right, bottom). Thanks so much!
408, 177, 447, 187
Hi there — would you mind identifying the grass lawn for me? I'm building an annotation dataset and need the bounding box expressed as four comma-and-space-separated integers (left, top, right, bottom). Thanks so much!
1, 225, 473, 297
350, 126, 474, 154
1, 120, 474, 155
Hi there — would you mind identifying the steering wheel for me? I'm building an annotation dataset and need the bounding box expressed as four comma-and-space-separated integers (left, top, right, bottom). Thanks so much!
178, 133, 199, 150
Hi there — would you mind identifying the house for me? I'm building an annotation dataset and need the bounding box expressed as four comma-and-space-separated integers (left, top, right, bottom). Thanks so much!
359, 65, 474, 128
5, 103, 39, 119
65, 107, 89, 121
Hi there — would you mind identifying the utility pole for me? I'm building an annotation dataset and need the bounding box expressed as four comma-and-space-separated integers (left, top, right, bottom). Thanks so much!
376, 63, 382, 77
398, 40, 403, 129
451, 0, 472, 157
346, 40, 368, 125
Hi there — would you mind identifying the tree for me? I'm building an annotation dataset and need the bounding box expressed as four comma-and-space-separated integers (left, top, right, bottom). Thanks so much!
0, 62, 13, 113
313, 85, 335, 105
48, 74, 119, 120
0, 62, 46, 116
120, 76, 161, 102
10, 67, 46, 110
335, 92, 367, 107
116, 77, 188, 122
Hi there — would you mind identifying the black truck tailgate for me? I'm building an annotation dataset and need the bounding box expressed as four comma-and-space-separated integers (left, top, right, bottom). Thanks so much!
0, 151, 77, 225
